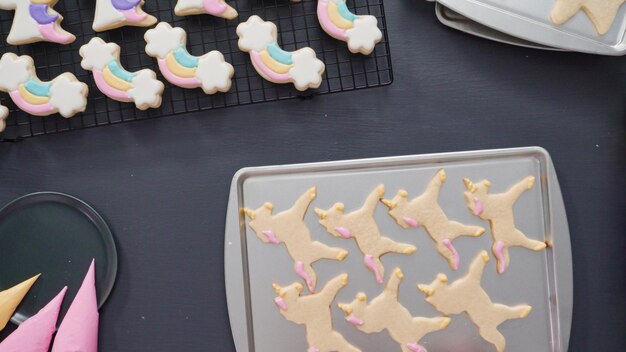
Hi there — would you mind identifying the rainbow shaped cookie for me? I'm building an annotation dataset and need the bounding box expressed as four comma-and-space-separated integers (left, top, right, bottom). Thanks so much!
0, 53, 88, 118
317, 0, 382, 55
145, 22, 234, 94
0, 0, 75, 45
237, 15, 325, 91
80, 37, 164, 110
174, 0, 237, 19
93, 0, 157, 32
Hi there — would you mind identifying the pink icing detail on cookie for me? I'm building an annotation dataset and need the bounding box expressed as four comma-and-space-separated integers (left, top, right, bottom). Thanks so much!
317, 1, 348, 39
403, 216, 419, 228
204, 0, 227, 15
157, 58, 201, 88
334, 227, 352, 238
307, 347, 319, 352
261, 230, 280, 244
442, 238, 460, 270
407, 342, 427, 352
250, 51, 291, 82
295, 261, 314, 291
93, 69, 132, 101
494, 240, 506, 274
38, 23, 73, 44
9, 91, 54, 115
473, 197, 484, 216
274, 297, 287, 311
346, 314, 364, 326
120, 8, 147, 23
364, 254, 383, 283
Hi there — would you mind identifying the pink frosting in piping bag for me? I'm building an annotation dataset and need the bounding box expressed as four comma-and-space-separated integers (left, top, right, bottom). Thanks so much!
0, 287, 67, 352
51, 260, 99, 352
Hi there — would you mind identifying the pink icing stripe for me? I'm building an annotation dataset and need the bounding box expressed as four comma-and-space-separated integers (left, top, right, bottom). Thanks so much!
346, 314, 364, 326
295, 261, 314, 291
274, 297, 287, 310
403, 216, 419, 228
261, 230, 280, 244
364, 254, 382, 283
494, 240, 506, 274
9, 91, 54, 115
334, 227, 352, 238
250, 51, 291, 82
317, 2, 347, 39
157, 58, 201, 88
442, 239, 460, 270
204, 0, 227, 15
307, 347, 319, 352
473, 197, 484, 216
93, 69, 132, 101
38, 23, 73, 44
406, 343, 427, 352
121, 8, 147, 23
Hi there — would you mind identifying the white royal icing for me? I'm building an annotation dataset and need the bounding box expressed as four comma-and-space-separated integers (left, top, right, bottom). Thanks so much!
49, 74, 88, 118
127, 70, 164, 109
174, 0, 204, 13
93, 0, 126, 31
345, 16, 382, 55
236, 15, 277, 53
288, 48, 325, 91
0, 0, 42, 44
79, 37, 119, 71
0, 53, 31, 92
195, 51, 234, 94
144, 22, 186, 60
0, 103, 8, 133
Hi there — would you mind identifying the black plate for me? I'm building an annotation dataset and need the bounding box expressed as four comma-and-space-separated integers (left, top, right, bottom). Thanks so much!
0, 192, 117, 325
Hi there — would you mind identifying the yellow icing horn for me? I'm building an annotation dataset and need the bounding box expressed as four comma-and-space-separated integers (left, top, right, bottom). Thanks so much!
338, 303, 352, 314
241, 208, 255, 219
380, 199, 396, 209
417, 284, 433, 297
314, 208, 327, 219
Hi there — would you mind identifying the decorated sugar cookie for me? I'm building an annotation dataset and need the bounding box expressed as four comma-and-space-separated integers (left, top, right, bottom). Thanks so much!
339, 268, 450, 352
80, 37, 164, 110
317, 0, 383, 55
418, 251, 532, 352
237, 15, 326, 91
463, 176, 546, 274
93, 0, 157, 32
0, 104, 8, 133
315, 185, 416, 284
273, 274, 361, 352
242, 187, 348, 292
551, 0, 625, 35
382, 170, 485, 271
0, 0, 75, 45
174, 0, 237, 19
0, 53, 88, 118
145, 22, 234, 94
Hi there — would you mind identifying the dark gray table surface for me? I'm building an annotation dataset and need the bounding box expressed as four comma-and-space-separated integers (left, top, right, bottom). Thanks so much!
1, 1, 624, 351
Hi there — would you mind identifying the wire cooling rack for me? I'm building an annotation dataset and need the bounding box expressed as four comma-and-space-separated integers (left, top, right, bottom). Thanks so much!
0, 0, 392, 140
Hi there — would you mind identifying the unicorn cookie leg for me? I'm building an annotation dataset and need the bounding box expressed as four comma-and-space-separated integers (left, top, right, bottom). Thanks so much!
80, 38, 164, 110
237, 15, 325, 92
0, 53, 88, 118
174, 0, 237, 19
145, 22, 234, 94
317, 0, 382, 55
93, 0, 157, 32
0, 0, 75, 45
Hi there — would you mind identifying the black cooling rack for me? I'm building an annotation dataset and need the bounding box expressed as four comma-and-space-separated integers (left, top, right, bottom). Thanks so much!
0, 0, 392, 140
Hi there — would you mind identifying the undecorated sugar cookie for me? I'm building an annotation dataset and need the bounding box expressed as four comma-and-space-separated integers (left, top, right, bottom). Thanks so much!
462, 176, 546, 274
418, 251, 532, 352
237, 15, 325, 91
315, 185, 416, 284
242, 187, 348, 292
273, 274, 361, 352
317, 0, 383, 55
0, 104, 8, 133
0, 53, 88, 118
382, 170, 485, 271
145, 22, 234, 94
80, 37, 164, 110
339, 268, 450, 352
0, 0, 75, 45
93, 0, 157, 32
551, 0, 625, 35
174, 0, 237, 19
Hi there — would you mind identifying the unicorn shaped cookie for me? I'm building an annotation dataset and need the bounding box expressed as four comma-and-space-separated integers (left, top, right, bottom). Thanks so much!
418, 251, 532, 352
273, 274, 361, 352
382, 170, 485, 270
237, 15, 325, 91
0, 0, 75, 45
174, 0, 237, 19
317, 0, 382, 54
339, 268, 450, 352
93, 0, 156, 32
315, 185, 416, 284
462, 176, 546, 274
145, 22, 234, 94
80, 37, 164, 110
242, 187, 348, 292
551, 0, 625, 35
0, 53, 88, 118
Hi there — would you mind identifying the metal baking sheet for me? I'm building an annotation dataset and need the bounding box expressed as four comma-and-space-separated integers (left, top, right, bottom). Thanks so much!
436, 0, 626, 55
224, 147, 573, 351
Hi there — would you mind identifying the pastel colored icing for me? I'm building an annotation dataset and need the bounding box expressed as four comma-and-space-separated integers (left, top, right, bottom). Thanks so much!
328, 2, 354, 30
274, 297, 287, 311
261, 230, 280, 244
258, 51, 291, 74
494, 240, 506, 274
473, 197, 484, 216
318, 1, 348, 39
38, 23, 73, 44
18, 85, 49, 105
165, 53, 196, 78
307, 347, 320, 352
157, 59, 201, 87
338, 0, 358, 21
250, 50, 290, 82
403, 216, 419, 228
24, 78, 51, 97
346, 314, 364, 326
203, 0, 227, 15
364, 254, 383, 284
406, 342, 427, 352
120, 8, 147, 23
295, 261, 314, 292
0, 287, 67, 352
93, 70, 132, 101
111, 0, 141, 11
29, 4, 59, 25
266, 42, 292, 65
9, 91, 54, 115
108, 60, 135, 82
442, 239, 460, 271
173, 46, 199, 68
0, 274, 40, 331
333, 227, 352, 239
102, 67, 133, 91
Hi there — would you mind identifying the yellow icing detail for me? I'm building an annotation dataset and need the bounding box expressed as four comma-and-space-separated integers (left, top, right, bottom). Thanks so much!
165, 53, 196, 78
103, 66, 133, 91
18, 84, 49, 105
328, 2, 354, 30
259, 50, 292, 74
31, 0, 54, 4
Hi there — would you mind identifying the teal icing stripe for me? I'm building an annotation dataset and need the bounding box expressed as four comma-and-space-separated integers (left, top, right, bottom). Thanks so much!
338, 0, 359, 22
24, 78, 51, 97
173, 45, 199, 68
267, 42, 292, 65
108, 60, 136, 82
